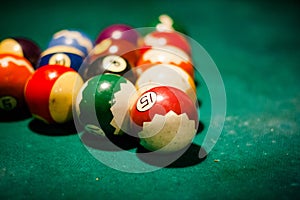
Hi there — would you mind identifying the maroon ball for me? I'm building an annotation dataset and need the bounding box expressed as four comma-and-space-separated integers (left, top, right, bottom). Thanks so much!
95, 24, 140, 46
0, 37, 41, 69
12, 37, 41, 69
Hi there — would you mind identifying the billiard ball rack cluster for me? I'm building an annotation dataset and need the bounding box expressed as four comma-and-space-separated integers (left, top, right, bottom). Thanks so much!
0, 14, 200, 154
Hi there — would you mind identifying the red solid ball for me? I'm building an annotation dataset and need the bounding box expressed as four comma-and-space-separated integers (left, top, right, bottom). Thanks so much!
0, 54, 34, 117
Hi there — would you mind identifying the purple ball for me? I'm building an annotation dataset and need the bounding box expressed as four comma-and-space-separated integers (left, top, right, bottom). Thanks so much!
95, 24, 140, 46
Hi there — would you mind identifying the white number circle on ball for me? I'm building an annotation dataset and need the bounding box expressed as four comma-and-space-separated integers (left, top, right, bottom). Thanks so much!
49, 53, 71, 67
102, 55, 127, 73
136, 92, 157, 112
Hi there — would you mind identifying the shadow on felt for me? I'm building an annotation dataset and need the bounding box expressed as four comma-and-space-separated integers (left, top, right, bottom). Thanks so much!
196, 120, 204, 134
80, 119, 206, 168
0, 109, 31, 122
136, 143, 207, 168
80, 131, 139, 151
28, 118, 77, 136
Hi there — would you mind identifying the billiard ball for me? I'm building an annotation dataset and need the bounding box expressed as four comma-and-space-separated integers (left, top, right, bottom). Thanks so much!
95, 24, 141, 46
130, 86, 198, 152
135, 64, 197, 103
150, 14, 187, 34
136, 45, 194, 78
0, 54, 34, 116
81, 54, 134, 82
0, 37, 41, 68
91, 38, 139, 66
37, 51, 84, 71
47, 29, 93, 57
79, 38, 138, 81
24, 65, 83, 124
143, 30, 191, 55
75, 73, 137, 138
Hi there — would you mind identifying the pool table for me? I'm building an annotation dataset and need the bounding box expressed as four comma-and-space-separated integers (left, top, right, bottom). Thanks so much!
1, 0, 299, 199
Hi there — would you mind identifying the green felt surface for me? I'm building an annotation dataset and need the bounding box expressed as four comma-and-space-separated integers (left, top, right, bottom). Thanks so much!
1, 0, 300, 199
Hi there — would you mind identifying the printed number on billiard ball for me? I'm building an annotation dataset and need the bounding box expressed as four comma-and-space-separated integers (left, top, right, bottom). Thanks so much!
81, 55, 134, 81
0, 96, 17, 111
136, 92, 156, 112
